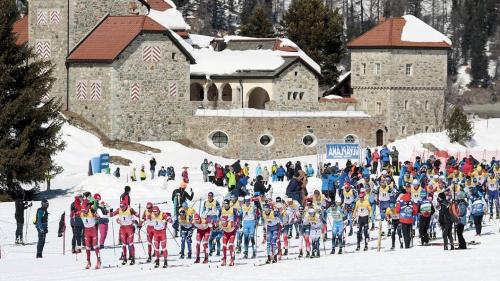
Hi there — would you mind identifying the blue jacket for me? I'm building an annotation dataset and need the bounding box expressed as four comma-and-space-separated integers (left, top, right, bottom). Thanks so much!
286, 178, 301, 202
380, 148, 391, 162
36, 207, 48, 231
398, 165, 408, 188
328, 174, 338, 191
306, 166, 314, 177
158, 169, 167, 177
321, 174, 329, 191
276, 167, 285, 177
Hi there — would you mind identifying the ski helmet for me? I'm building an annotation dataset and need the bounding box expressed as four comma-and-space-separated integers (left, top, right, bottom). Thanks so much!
193, 213, 201, 223
223, 199, 230, 206
412, 179, 419, 186
307, 208, 315, 215
93, 193, 101, 201
146, 202, 153, 209
179, 209, 186, 216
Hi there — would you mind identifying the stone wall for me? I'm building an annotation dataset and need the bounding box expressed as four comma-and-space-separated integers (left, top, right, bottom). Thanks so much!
29, 0, 68, 107
350, 48, 447, 141
273, 62, 319, 102
69, 0, 147, 50
185, 116, 385, 160
68, 64, 112, 134
109, 33, 192, 141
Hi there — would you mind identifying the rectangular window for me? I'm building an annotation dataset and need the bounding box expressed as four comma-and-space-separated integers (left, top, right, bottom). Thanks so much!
49, 9, 61, 25
299, 92, 304, 100
374, 63, 381, 76
425, 126, 429, 133
401, 126, 406, 134
361, 63, 367, 75
76, 81, 87, 100
292, 92, 298, 100
169, 82, 178, 97
143, 45, 161, 63
37, 10, 48, 25
287, 92, 292, 100
404, 100, 409, 110
425, 100, 430, 110
376, 102, 382, 114
130, 82, 140, 101
405, 64, 413, 76
35, 40, 51, 60
90, 80, 102, 101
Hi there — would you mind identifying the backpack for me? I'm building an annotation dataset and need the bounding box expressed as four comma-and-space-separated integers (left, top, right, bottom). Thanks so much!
471, 199, 484, 216
458, 201, 468, 217
419, 201, 432, 218
400, 201, 414, 220
448, 202, 460, 223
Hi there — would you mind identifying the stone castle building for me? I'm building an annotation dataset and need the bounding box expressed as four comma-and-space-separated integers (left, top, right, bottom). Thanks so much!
12, 1, 451, 160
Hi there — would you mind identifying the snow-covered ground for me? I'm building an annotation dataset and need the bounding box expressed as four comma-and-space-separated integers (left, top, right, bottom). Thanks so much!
1, 118, 500, 280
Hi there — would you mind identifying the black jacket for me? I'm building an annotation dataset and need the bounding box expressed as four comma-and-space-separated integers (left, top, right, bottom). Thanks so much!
171, 188, 194, 208
15, 200, 30, 223
253, 179, 271, 195
438, 201, 453, 226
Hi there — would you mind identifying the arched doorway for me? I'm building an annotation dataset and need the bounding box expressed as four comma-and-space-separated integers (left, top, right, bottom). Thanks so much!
190, 83, 204, 101
376, 129, 384, 146
248, 87, 270, 109
221, 84, 232, 101
207, 84, 218, 101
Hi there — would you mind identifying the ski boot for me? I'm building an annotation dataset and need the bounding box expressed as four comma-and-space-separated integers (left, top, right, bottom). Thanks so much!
251, 252, 256, 259
283, 249, 288, 256
15, 238, 19, 245
272, 255, 277, 263
155, 259, 160, 268
163, 260, 168, 268
187, 252, 192, 259
121, 259, 128, 265
288, 233, 292, 239
317, 251, 320, 258
310, 251, 316, 258
85, 261, 91, 270
235, 245, 241, 254
364, 243, 368, 251
330, 248, 335, 254
338, 248, 343, 254
298, 249, 303, 258
221, 258, 227, 266
229, 258, 235, 266
72, 248, 77, 254
295, 233, 300, 239
180, 252, 185, 259
129, 257, 135, 265
356, 244, 360, 251
216, 250, 220, 256
194, 256, 201, 263
203, 254, 209, 264
400, 242, 404, 249
95, 259, 101, 270
381, 231, 386, 237
306, 251, 310, 258
243, 252, 248, 259
348, 228, 353, 236
387, 229, 392, 237
266, 255, 272, 264
496, 214, 499, 220
390, 243, 395, 250
370, 224, 375, 231
146, 255, 152, 263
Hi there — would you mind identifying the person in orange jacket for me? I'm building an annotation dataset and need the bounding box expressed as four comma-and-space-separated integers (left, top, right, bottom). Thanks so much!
395, 184, 418, 249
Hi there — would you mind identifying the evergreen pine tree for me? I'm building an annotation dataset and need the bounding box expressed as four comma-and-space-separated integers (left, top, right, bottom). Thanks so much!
0, 0, 65, 195
239, 5, 274, 37
284, 0, 345, 85
469, 0, 489, 84
406, 0, 422, 18
446, 106, 473, 144
241, 0, 258, 24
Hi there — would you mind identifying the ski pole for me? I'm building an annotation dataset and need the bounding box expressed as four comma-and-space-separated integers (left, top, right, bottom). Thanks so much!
25, 204, 31, 242
111, 217, 116, 256
166, 226, 180, 247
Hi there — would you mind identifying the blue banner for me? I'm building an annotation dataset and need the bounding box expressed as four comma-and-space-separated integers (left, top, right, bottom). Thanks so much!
326, 143, 360, 160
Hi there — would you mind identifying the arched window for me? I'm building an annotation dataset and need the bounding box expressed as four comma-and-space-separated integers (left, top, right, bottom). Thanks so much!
344, 135, 356, 143
209, 131, 228, 148
302, 134, 316, 147
259, 135, 274, 146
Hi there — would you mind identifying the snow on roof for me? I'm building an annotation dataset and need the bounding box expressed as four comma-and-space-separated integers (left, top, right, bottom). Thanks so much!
148, 4, 190, 30
190, 49, 285, 76
401, 15, 451, 45
190, 35, 321, 77
322, 94, 344, 100
195, 108, 369, 118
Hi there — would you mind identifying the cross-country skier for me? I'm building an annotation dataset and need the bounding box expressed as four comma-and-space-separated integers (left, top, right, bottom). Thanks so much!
241, 196, 257, 259
193, 213, 211, 263
262, 203, 282, 263
310, 190, 329, 241
470, 188, 486, 236
343, 182, 357, 236
149, 205, 172, 268
378, 178, 394, 236
385, 203, 403, 249
96, 201, 109, 249
110, 201, 140, 265
486, 173, 499, 219
70, 195, 84, 254
329, 197, 347, 254
140, 202, 155, 262
178, 209, 194, 259
396, 185, 418, 249
220, 199, 239, 266
81, 205, 101, 269
417, 194, 435, 246
353, 188, 371, 251
304, 208, 322, 258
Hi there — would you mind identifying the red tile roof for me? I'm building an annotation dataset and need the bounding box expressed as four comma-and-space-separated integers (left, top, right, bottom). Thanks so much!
148, 0, 173, 11
347, 17, 451, 49
67, 15, 195, 63
12, 16, 28, 45
319, 97, 357, 103
273, 39, 298, 52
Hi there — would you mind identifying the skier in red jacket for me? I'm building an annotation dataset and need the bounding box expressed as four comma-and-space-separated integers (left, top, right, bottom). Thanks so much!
110, 201, 139, 265
395, 185, 418, 249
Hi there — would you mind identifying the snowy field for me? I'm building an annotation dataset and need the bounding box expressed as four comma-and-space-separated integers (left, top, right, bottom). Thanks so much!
1, 118, 500, 280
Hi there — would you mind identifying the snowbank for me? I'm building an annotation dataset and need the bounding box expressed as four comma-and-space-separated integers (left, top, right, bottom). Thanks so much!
401, 15, 452, 45
148, 6, 190, 30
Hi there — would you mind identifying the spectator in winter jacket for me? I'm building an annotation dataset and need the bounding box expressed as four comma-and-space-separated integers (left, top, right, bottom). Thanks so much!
262, 167, 270, 185
438, 192, 454, 250
226, 168, 237, 192
201, 159, 209, 182
140, 165, 146, 181
232, 160, 242, 174
120, 186, 131, 206
391, 146, 399, 173
36, 199, 49, 258
208, 161, 215, 183
271, 161, 278, 182
14, 190, 31, 244
215, 164, 224, 186
158, 166, 167, 177
182, 167, 189, 184
395, 185, 418, 248
380, 145, 391, 168
113, 167, 120, 178
364, 147, 372, 166
276, 165, 286, 181
131, 167, 137, 181
306, 164, 314, 177
371, 149, 380, 174
455, 191, 468, 249
286, 174, 301, 202
253, 175, 271, 196
149, 157, 157, 180
171, 182, 194, 211
255, 164, 262, 177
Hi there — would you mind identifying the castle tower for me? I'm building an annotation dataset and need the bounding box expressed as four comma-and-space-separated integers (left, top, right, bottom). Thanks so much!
347, 16, 451, 144
28, 0, 69, 107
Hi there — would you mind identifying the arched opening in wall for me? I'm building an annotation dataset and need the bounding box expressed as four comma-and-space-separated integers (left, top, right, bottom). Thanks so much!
376, 129, 384, 146
344, 134, 357, 143
248, 87, 270, 109
190, 83, 204, 101
208, 131, 229, 149
221, 84, 232, 101
207, 84, 218, 101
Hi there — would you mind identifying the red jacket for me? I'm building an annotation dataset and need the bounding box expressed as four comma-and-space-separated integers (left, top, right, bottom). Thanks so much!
372, 152, 380, 162
395, 193, 418, 224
